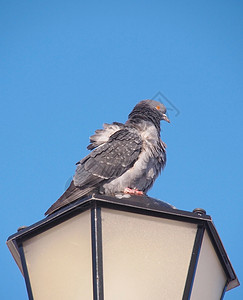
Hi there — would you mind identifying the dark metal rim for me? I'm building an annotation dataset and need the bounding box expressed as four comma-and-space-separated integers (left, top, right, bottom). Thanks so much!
182, 225, 205, 300
19, 245, 34, 300
91, 204, 104, 300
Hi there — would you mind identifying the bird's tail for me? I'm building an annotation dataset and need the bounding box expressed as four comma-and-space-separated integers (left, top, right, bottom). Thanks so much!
45, 181, 94, 215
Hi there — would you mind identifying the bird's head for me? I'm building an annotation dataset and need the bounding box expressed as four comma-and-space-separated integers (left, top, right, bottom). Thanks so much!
135, 100, 170, 123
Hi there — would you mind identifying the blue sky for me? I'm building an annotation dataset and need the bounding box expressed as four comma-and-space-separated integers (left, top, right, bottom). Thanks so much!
1, 0, 242, 299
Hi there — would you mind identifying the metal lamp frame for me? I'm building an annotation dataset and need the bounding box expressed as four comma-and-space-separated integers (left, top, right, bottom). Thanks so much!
7, 194, 239, 300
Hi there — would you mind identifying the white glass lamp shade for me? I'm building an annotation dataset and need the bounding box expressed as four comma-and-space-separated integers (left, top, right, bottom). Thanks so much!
190, 230, 227, 300
22, 210, 92, 300
102, 208, 198, 300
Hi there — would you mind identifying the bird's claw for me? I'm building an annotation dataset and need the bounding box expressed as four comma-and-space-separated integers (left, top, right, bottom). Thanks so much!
124, 187, 144, 195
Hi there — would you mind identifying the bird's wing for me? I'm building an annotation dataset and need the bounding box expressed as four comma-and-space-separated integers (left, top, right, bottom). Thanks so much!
44, 181, 93, 215
45, 128, 142, 215
74, 127, 142, 186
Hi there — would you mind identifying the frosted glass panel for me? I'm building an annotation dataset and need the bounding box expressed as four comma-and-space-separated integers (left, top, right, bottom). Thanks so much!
23, 210, 92, 300
102, 208, 197, 300
190, 230, 227, 300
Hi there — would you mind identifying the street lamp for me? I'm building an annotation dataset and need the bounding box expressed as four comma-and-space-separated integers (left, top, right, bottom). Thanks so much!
7, 194, 239, 300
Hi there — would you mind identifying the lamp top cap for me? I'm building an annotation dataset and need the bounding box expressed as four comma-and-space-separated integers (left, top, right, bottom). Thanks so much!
193, 208, 207, 216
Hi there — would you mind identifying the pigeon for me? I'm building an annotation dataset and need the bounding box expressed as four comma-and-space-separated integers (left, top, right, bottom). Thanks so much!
45, 99, 170, 215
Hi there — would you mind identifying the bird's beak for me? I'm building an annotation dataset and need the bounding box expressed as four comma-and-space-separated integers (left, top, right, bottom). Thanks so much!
162, 114, 170, 123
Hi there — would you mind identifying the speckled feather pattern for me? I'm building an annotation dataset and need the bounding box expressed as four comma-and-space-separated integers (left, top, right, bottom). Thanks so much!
45, 100, 168, 215
102, 121, 166, 194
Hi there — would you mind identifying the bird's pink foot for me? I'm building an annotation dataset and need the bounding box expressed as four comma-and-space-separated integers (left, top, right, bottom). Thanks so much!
124, 187, 144, 196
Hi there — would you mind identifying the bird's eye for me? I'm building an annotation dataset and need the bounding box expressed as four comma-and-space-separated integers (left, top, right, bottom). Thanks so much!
156, 105, 160, 110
